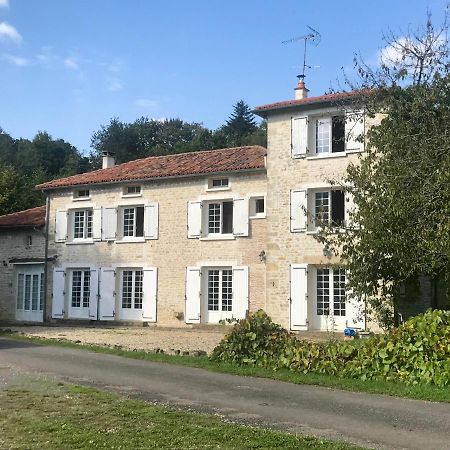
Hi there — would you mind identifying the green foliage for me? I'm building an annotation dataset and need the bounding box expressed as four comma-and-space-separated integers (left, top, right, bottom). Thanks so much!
212, 310, 450, 386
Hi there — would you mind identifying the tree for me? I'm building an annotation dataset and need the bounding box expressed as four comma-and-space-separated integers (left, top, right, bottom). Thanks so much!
316, 12, 450, 327
220, 100, 259, 146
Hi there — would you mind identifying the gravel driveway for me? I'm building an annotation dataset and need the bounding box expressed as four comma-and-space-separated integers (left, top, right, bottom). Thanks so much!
2, 326, 227, 355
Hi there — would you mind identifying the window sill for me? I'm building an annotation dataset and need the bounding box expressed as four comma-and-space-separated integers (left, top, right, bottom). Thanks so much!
66, 240, 95, 245
305, 149, 364, 160
72, 197, 91, 202
121, 193, 143, 198
199, 235, 236, 241
205, 187, 231, 193
116, 238, 146, 244
250, 214, 266, 219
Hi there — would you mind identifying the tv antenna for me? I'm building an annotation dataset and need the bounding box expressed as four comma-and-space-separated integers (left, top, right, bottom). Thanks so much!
282, 25, 321, 81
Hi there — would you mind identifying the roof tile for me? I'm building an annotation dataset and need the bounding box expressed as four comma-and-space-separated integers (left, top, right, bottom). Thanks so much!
37, 145, 267, 190
0, 205, 46, 229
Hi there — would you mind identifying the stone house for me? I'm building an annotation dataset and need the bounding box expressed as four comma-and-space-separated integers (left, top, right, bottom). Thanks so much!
0, 206, 46, 323
2, 80, 438, 330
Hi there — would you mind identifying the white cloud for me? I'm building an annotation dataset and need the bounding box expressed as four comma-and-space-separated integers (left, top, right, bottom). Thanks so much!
4, 53, 29, 66
64, 57, 79, 70
107, 78, 123, 92
134, 98, 159, 110
0, 0, 9, 8
0, 22, 22, 44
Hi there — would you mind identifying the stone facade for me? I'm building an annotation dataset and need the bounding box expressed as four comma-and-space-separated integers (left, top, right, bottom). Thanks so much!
46, 171, 267, 326
0, 228, 46, 322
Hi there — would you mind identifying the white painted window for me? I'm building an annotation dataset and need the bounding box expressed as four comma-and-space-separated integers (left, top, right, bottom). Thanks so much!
123, 185, 142, 196
314, 190, 345, 228
208, 178, 229, 190
73, 209, 93, 239
74, 189, 90, 199
16, 272, 44, 312
122, 206, 144, 238
71, 270, 90, 308
121, 269, 143, 310
207, 201, 233, 235
250, 196, 265, 218
316, 267, 346, 317
207, 269, 233, 312
315, 116, 345, 155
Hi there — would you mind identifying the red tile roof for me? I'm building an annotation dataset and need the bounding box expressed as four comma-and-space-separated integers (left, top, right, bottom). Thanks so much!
37, 146, 267, 190
254, 90, 363, 115
0, 205, 46, 229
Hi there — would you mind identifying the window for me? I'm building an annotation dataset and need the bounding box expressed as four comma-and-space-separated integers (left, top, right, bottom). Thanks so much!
71, 270, 90, 308
121, 270, 143, 309
314, 190, 345, 227
207, 201, 233, 234
317, 267, 346, 316
16, 272, 44, 312
123, 206, 144, 238
26, 235, 32, 246
123, 185, 141, 196
207, 269, 233, 312
249, 196, 265, 218
315, 116, 345, 155
74, 189, 90, 199
208, 178, 229, 189
73, 209, 93, 239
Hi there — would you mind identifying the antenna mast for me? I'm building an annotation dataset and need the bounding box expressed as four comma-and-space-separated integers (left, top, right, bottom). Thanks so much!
282, 25, 321, 82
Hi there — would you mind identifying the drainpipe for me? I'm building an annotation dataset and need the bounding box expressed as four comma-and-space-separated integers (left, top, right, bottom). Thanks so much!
42, 193, 50, 323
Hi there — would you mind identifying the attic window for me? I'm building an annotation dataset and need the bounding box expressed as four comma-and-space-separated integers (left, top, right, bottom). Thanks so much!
123, 185, 142, 196
74, 189, 90, 199
208, 178, 229, 190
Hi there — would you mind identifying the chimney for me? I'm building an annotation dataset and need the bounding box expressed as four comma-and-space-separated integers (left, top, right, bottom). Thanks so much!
102, 151, 115, 169
294, 77, 309, 100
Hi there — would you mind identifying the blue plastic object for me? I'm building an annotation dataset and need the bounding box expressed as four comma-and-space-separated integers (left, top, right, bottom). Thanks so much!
344, 327, 358, 337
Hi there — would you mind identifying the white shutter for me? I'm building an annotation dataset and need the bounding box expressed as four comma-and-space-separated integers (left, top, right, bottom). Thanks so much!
290, 189, 307, 232
345, 111, 365, 152
185, 266, 201, 323
291, 116, 308, 157
89, 269, 99, 319
187, 201, 202, 238
290, 264, 308, 330
345, 271, 365, 330
93, 207, 102, 241
144, 203, 159, 240
51, 268, 65, 318
55, 209, 67, 242
232, 266, 249, 320
102, 207, 117, 241
99, 267, 116, 320
142, 267, 157, 322
233, 198, 249, 237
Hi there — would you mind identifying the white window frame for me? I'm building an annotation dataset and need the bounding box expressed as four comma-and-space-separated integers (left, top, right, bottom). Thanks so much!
120, 268, 144, 311
308, 188, 346, 232
71, 209, 93, 241
120, 205, 145, 239
16, 271, 44, 313
315, 267, 347, 318
204, 200, 234, 237
70, 269, 91, 309
249, 195, 266, 219
207, 177, 231, 192
73, 188, 91, 201
122, 185, 142, 198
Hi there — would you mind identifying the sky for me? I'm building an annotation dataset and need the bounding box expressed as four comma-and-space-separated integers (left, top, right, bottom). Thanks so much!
0, 0, 448, 153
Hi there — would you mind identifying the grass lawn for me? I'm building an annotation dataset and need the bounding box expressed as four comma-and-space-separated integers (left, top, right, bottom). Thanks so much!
3, 332, 450, 403
0, 378, 361, 449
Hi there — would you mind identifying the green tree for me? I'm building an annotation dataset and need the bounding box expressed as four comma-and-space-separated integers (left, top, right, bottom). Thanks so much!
220, 100, 259, 146
317, 13, 450, 327
90, 117, 217, 165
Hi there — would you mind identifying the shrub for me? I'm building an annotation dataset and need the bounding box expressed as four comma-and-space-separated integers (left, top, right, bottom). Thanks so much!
210, 309, 450, 386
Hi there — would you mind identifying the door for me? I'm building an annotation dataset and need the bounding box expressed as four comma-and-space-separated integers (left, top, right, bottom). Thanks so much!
15, 264, 44, 322
203, 268, 233, 323
68, 269, 96, 319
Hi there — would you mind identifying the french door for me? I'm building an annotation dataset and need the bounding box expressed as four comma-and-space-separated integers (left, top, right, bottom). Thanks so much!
204, 268, 233, 323
16, 265, 44, 322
